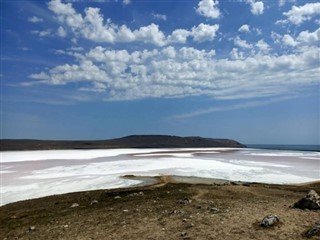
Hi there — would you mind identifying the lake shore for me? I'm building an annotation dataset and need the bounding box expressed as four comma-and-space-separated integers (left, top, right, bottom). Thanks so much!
1, 175, 320, 240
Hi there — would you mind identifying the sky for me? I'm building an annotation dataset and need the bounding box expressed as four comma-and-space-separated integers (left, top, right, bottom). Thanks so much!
1, 0, 319, 144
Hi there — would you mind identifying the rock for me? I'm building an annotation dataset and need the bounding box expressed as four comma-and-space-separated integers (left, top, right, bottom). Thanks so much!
209, 207, 220, 213
181, 231, 187, 237
90, 200, 98, 205
29, 226, 36, 231
182, 218, 187, 222
114, 196, 121, 200
304, 221, 320, 238
123, 209, 129, 213
177, 198, 191, 204
293, 190, 320, 210
70, 203, 79, 208
260, 214, 280, 227
186, 223, 194, 228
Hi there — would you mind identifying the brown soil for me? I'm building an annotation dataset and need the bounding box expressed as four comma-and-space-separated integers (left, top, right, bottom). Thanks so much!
1, 176, 319, 240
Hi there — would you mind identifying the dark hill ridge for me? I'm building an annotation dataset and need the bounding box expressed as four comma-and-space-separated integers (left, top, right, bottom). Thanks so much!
0, 135, 246, 151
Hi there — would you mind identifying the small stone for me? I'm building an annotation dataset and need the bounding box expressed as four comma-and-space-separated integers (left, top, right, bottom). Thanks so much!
63, 225, 69, 228
177, 198, 191, 204
139, 191, 144, 196
114, 196, 121, 199
260, 214, 280, 227
304, 221, 320, 238
29, 226, 36, 231
209, 207, 220, 213
162, 228, 166, 231
70, 203, 79, 208
186, 223, 194, 228
182, 218, 187, 222
181, 232, 187, 237
90, 200, 98, 205
123, 209, 129, 213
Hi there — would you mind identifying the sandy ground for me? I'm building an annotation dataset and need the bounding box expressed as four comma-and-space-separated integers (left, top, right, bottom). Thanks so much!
1, 176, 320, 240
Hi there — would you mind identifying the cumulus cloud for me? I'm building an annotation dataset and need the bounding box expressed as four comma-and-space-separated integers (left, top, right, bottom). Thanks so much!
152, 13, 167, 21
28, 16, 43, 23
282, 28, 320, 48
256, 39, 270, 53
123, 0, 131, 5
57, 26, 67, 37
279, 0, 286, 7
281, 2, 320, 25
233, 36, 253, 49
282, 34, 297, 47
27, 43, 320, 101
191, 23, 219, 43
48, 0, 219, 46
246, 0, 264, 15
196, 0, 221, 19
229, 48, 245, 60
238, 24, 250, 33
31, 29, 52, 37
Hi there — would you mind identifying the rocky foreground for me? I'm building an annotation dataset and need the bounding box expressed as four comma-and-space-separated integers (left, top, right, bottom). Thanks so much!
1, 176, 319, 240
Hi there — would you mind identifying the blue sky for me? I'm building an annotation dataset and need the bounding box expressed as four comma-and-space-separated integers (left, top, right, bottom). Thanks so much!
1, 0, 319, 144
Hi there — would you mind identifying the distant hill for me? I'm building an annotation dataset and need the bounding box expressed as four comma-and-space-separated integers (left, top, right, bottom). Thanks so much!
0, 135, 246, 151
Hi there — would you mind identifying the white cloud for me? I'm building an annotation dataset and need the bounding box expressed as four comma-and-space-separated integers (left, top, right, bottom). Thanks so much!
28, 16, 43, 23
271, 31, 282, 44
229, 48, 245, 60
279, 0, 286, 7
57, 26, 67, 37
256, 39, 270, 53
196, 0, 221, 19
134, 24, 167, 46
246, 0, 264, 15
282, 34, 297, 47
152, 13, 167, 21
254, 27, 262, 35
123, 0, 131, 5
167, 29, 191, 44
280, 28, 320, 48
251, 1, 264, 15
191, 23, 219, 43
282, 2, 320, 25
31, 29, 52, 37
238, 24, 250, 33
297, 28, 320, 47
27, 44, 320, 101
234, 36, 253, 49
19, 47, 30, 51
171, 96, 294, 119
48, 0, 218, 46
278, 0, 295, 7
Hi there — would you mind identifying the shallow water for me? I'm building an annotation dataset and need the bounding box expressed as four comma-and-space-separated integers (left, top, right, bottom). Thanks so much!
1, 148, 319, 206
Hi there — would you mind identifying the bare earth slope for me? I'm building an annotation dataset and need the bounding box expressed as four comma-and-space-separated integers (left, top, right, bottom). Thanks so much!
1, 176, 319, 240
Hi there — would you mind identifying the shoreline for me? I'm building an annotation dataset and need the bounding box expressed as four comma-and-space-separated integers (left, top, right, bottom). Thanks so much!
3, 174, 320, 208
1, 175, 319, 240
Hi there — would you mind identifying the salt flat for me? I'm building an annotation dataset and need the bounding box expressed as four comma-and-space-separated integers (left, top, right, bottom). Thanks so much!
1, 148, 319, 206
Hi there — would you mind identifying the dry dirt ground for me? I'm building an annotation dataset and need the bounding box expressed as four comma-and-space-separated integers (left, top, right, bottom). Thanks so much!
1, 176, 319, 240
